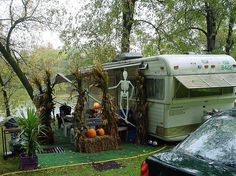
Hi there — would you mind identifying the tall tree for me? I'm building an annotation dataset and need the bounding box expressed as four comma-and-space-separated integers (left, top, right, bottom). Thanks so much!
62, 0, 166, 56
205, 1, 218, 52
225, 0, 236, 55
167, 0, 236, 53
0, 56, 23, 116
0, 72, 11, 116
0, 0, 63, 100
62, 0, 236, 56
121, 0, 137, 52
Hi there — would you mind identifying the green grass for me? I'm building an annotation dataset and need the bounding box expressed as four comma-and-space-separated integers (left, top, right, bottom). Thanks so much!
6, 155, 148, 176
37, 128, 164, 167
0, 127, 171, 176
38, 143, 161, 168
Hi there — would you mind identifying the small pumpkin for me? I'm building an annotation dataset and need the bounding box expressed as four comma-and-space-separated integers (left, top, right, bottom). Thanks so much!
86, 128, 97, 138
97, 128, 105, 136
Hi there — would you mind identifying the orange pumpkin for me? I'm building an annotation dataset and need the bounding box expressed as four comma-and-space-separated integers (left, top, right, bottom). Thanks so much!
86, 128, 97, 138
97, 128, 105, 136
93, 102, 101, 110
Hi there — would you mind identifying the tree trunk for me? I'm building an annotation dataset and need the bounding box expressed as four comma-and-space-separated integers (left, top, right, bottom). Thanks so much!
121, 0, 137, 52
225, 6, 236, 55
0, 42, 34, 100
205, 2, 217, 53
0, 73, 11, 116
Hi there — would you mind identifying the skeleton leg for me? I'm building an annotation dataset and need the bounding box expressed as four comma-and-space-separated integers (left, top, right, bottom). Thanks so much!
119, 93, 136, 127
119, 93, 127, 121
126, 92, 129, 117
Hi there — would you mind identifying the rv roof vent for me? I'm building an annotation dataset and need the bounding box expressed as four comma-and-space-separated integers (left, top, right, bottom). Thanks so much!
184, 52, 196, 55
114, 52, 142, 61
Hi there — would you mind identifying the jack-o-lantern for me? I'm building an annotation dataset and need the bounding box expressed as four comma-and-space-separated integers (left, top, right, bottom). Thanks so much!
86, 128, 97, 138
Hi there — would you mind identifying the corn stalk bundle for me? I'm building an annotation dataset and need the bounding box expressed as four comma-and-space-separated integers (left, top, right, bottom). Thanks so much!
91, 64, 119, 147
71, 67, 87, 151
32, 70, 54, 144
135, 70, 148, 144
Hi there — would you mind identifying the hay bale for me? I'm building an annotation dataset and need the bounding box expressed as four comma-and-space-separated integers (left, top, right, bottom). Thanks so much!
79, 135, 118, 153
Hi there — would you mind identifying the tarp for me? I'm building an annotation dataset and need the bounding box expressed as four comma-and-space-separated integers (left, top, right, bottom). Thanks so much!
175, 73, 236, 89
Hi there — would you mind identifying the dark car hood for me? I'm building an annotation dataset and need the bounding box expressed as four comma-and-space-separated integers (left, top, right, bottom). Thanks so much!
148, 150, 236, 176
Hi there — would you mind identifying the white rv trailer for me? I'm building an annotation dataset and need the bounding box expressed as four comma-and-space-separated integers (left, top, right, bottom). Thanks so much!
54, 54, 236, 141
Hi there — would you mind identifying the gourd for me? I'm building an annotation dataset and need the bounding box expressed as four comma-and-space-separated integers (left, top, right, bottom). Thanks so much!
97, 128, 105, 136
86, 128, 97, 138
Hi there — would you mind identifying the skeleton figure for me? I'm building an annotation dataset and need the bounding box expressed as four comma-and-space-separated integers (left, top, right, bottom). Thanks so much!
109, 70, 135, 126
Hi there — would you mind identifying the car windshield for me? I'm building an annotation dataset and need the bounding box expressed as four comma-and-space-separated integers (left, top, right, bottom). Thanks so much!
175, 111, 236, 167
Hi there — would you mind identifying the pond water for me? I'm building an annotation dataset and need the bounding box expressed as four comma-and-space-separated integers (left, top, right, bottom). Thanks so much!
0, 92, 92, 121
0, 116, 4, 123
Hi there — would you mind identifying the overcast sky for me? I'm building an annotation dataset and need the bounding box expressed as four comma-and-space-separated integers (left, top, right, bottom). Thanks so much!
0, 0, 87, 49
39, 0, 87, 49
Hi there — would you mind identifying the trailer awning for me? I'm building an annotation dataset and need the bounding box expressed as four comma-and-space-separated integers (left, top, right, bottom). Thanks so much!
175, 73, 236, 89
53, 60, 143, 85
53, 74, 76, 85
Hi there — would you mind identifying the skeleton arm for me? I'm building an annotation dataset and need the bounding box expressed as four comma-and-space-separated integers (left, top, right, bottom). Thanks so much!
108, 81, 121, 90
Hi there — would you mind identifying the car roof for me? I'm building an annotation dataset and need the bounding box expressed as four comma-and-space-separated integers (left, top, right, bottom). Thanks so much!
215, 108, 236, 118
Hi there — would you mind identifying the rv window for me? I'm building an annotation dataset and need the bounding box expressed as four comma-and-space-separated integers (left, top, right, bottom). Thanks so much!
190, 88, 222, 97
175, 82, 189, 98
175, 80, 234, 98
146, 78, 165, 100
223, 87, 234, 94
190, 87, 233, 97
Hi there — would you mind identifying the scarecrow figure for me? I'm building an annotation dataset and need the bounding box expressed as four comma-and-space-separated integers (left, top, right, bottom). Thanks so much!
109, 70, 135, 126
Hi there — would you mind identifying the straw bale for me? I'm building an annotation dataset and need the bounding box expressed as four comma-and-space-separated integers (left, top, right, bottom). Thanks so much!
79, 135, 118, 153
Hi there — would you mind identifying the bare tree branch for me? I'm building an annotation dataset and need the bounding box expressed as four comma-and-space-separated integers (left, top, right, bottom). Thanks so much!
29, 0, 40, 17
6, 0, 44, 52
3, 72, 14, 86
134, 19, 159, 33
0, 18, 12, 21
9, 0, 14, 25
6, 17, 29, 52
11, 48, 27, 64
22, 0, 29, 16
190, 26, 207, 36
216, 18, 223, 35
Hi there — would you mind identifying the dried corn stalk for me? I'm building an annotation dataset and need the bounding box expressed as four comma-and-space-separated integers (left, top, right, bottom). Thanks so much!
32, 69, 54, 144
71, 66, 87, 151
135, 70, 148, 144
91, 64, 119, 147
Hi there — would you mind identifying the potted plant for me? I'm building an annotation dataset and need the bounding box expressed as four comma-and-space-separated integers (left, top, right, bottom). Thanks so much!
17, 108, 44, 170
